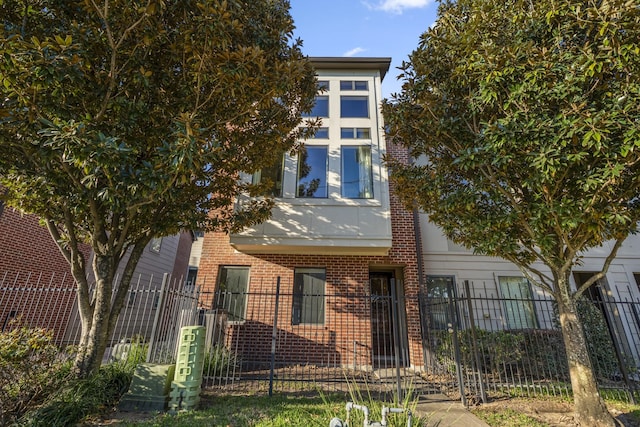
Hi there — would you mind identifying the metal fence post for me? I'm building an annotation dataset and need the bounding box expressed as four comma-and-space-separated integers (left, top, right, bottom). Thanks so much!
448, 281, 467, 407
464, 280, 487, 404
269, 276, 281, 397
390, 278, 403, 403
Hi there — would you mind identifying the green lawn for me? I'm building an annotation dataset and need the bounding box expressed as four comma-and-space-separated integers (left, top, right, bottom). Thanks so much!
121, 393, 425, 427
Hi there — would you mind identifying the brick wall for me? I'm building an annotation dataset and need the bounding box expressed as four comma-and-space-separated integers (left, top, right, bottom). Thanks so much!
0, 208, 90, 340
197, 140, 425, 369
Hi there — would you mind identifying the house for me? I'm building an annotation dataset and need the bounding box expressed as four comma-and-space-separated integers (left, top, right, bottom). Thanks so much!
419, 216, 640, 369
196, 57, 426, 371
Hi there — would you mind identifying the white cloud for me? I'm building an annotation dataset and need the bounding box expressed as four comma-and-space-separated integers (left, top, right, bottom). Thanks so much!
372, 0, 433, 14
343, 47, 366, 57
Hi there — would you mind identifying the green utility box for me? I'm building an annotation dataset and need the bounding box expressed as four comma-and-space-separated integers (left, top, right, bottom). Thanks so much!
169, 326, 206, 411
118, 363, 176, 411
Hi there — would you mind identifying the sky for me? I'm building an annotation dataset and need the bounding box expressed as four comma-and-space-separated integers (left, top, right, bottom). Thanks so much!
289, 0, 440, 99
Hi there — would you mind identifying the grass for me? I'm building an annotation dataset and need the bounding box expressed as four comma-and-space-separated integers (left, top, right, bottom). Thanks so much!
122, 389, 427, 427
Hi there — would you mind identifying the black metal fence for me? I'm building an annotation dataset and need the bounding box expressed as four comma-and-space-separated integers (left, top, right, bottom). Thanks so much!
3, 270, 639, 405
197, 278, 640, 405
420, 280, 640, 405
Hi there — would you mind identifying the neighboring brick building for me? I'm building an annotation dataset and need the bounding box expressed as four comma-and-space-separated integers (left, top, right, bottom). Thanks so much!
0, 207, 89, 338
197, 57, 426, 371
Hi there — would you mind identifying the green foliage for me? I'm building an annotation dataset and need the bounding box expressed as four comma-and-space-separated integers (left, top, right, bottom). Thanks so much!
110, 335, 149, 372
202, 345, 239, 378
384, 0, 640, 282
19, 363, 133, 426
0, 323, 72, 425
0, 0, 318, 377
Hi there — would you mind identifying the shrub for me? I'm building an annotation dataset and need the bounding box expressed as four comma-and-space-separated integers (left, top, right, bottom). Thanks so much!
0, 322, 72, 425
19, 363, 132, 426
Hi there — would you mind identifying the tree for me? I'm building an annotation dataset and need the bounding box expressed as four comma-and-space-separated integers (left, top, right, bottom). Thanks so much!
0, 0, 318, 378
383, 0, 640, 425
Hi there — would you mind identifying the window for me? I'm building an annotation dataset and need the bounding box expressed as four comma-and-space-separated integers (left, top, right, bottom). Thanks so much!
311, 127, 329, 139
341, 146, 373, 199
216, 266, 250, 322
634, 273, 640, 290
296, 146, 328, 198
498, 276, 538, 329
317, 80, 329, 90
341, 128, 371, 139
150, 237, 162, 253
186, 267, 198, 288
426, 276, 456, 330
292, 268, 325, 325
252, 155, 284, 197
340, 96, 368, 118
303, 95, 329, 117
340, 80, 368, 90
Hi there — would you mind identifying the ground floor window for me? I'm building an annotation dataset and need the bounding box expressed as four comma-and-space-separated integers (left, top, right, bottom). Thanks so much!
498, 276, 538, 329
426, 275, 456, 330
216, 266, 249, 322
292, 268, 325, 325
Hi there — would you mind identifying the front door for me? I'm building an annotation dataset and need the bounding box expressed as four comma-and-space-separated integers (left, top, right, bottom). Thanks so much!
370, 272, 402, 368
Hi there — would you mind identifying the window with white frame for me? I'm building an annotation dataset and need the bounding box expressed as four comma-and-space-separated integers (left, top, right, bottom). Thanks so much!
252, 155, 285, 197
304, 95, 329, 118
341, 127, 370, 139
296, 146, 328, 198
292, 268, 325, 325
150, 237, 162, 253
498, 276, 538, 329
341, 145, 373, 199
216, 266, 250, 322
340, 80, 368, 91
340, 95, 368, 118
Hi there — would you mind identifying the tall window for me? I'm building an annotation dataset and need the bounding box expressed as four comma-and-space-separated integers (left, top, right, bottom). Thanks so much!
426, 276, 456, 330
292, 268, 325, 325
303, 95, 329, 118
217, 266, 249, 322
498, 276, 537, 329
341, 146, 373, 199
296, 146, 328, 198
340, 96, 369, 118
252, 155, 284, 197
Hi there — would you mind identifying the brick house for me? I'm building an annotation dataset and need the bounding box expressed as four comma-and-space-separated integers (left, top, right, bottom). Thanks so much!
197, 57, 426, 371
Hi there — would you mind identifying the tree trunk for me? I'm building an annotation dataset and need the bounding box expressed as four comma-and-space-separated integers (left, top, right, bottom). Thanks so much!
556, 276, 616, 427
72, 254, 115, 378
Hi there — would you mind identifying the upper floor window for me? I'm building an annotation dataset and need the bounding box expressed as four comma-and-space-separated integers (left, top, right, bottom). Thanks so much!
317, 80, 329, 91
252, 155, 284, 197
341, 146, 373, 199
310, 127, 329, 139
340, 96, 368, 118
150, 237, 162, 253
340, 80, 368, 91
341, 127, 371, 139
303, 95, 329, 118
296, 146, 328, 198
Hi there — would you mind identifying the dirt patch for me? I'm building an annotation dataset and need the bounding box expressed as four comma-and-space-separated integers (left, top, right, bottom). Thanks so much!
474, 397, 639, 426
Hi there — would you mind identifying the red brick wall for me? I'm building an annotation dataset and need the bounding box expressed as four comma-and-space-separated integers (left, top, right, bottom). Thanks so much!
197, 141, 425, 369
0, 208, 90, 341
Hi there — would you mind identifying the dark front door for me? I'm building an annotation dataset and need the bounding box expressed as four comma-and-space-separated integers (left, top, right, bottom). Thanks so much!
370, 272, 399, 368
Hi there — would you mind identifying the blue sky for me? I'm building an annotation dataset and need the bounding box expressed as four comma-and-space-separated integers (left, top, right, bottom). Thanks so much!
289, 0, 439, 98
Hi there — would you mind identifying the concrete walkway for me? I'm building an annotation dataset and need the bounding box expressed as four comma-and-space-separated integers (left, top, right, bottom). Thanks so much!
414, 394, 490, 427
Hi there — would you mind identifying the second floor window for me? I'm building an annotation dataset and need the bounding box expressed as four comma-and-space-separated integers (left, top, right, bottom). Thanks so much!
296, 146, 328, 198
341, 146, 373, 199
252, 156, 284, 197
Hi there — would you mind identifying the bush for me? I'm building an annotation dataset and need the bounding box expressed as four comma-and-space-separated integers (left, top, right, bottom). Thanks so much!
19, 363, 133, 426
0, 322, 72, 425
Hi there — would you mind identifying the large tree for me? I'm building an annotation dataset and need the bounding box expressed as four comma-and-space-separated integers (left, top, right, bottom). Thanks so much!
0, 0, 317, 378
383, 0, 640, 425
